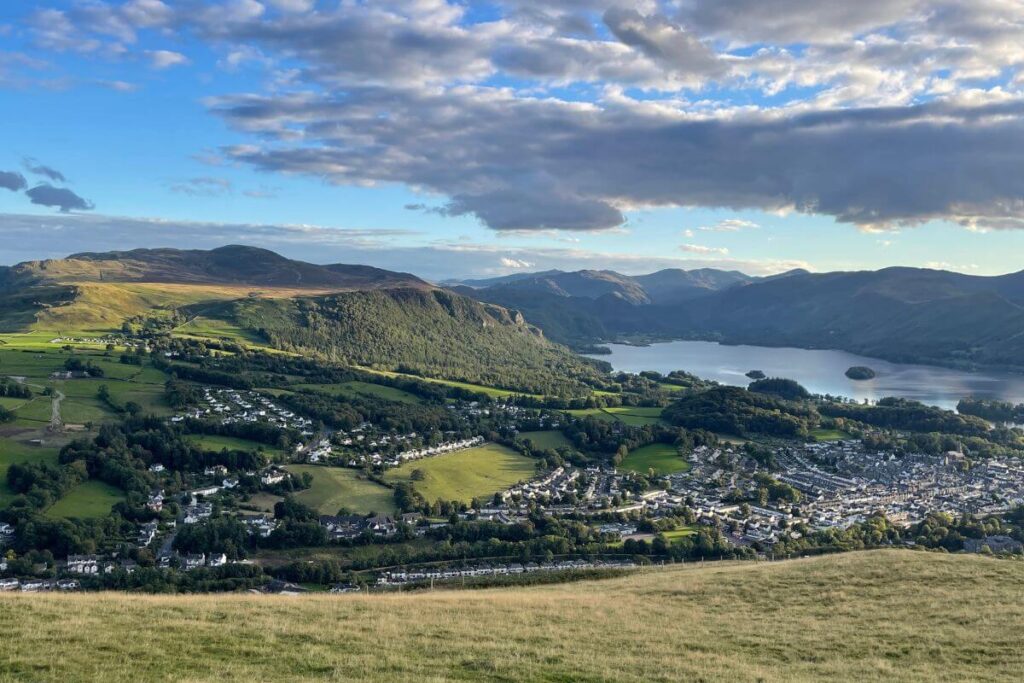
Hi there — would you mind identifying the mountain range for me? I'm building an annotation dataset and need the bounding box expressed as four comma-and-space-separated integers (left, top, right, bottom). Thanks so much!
452, 265, 1024, 371
0, 245, 604, 394
4, 245, 1024, 374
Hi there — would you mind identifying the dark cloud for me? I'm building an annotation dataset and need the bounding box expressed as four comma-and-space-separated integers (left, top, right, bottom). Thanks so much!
0, 171, 27, 192
603, 7, 726, 79
25, 184, 94, 212
213, 88, 1024, 232
22, 157, 67, 183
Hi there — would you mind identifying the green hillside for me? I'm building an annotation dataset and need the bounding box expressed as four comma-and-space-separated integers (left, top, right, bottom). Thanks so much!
1, 552, 1021, 681
213, 288, 607, 395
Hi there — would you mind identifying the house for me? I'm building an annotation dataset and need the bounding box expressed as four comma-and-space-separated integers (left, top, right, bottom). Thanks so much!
319, 515, 365, 539
57, 579, 80, 591
366, 514, 397, 536
222, 478, 240, 489
261, 470, 287, 486
0, 522, 14, 545
0, 578, 20, 591
137, 521, 159, 547
149, 464, 166, 473
146, 490, 164, 512
191, 486, 221, 498
66, 554, 101, 574
181, 554, 206, 571
207, 553, 228, 567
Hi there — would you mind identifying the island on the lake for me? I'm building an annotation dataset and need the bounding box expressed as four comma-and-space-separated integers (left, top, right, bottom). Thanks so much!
845, 366, 877, 380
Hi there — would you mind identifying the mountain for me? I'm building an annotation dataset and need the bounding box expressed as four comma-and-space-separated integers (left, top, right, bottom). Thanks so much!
461, 264, 1024, 370
0, 246, 604, 394
449, 266, 754, 307
0, 246, 431, 333
681, 267, 1024, 368
195, 287, 606, 395
632, 268, 754, 304
4, 245, 428, 290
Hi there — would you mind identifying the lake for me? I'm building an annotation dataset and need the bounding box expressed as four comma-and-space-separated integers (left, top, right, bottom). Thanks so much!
591, 340, 1024, 410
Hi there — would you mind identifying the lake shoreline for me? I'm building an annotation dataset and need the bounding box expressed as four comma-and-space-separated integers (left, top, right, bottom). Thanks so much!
587, 339, 1024, 410
591, 334, 1024, 377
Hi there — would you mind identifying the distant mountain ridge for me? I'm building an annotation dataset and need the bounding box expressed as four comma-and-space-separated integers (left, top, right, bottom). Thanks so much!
448, 266, 758, 305
456, 265, 1024, 370
3, 245, 429, 291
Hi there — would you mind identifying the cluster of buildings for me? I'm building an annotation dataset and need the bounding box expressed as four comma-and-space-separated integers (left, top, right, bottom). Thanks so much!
171, 388, 313, 433
377, 559, 637, 586
343, 436, 486, 469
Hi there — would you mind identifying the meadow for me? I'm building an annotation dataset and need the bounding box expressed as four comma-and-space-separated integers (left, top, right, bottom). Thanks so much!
285, 465, 397, 515
384, 444, 537, 504
810, 428, 851, 441
619, 443, 690, 476
1, 552, 1022, 681
186, 434, 285, 458
565, 406, 666, 426
44, 480, 125, 519
516, 430, 572, 450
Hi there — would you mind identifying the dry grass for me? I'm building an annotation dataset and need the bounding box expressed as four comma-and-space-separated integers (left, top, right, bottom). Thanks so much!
1, 551, 1022, 682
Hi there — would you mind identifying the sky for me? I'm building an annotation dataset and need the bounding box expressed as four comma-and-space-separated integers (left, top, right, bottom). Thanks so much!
2, 0, 1024, 281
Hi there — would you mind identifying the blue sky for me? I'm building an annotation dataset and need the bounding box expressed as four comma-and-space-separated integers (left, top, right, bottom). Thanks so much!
2, 1, 1024, 280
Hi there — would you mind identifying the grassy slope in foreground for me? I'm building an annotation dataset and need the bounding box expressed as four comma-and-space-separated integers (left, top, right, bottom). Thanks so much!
2, 551, 1023, 682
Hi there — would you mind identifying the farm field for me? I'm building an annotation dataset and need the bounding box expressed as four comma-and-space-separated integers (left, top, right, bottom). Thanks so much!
566, 406, 666, 426
186, 434, 285, 458
384, 443, 537, 504
1, 552, 1022, 682
294, 381, 422, 405
602, 406, 666, 426
810, 428, 851, 441
662, 526, 698, 541
44, 480, 125, 519
285, 465, 397, 515
619, 443, 690, 476
0, 438, 60, 507
517, 430, 572, 450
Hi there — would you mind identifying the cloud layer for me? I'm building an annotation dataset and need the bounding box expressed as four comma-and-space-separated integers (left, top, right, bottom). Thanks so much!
14, 0, 1024, 232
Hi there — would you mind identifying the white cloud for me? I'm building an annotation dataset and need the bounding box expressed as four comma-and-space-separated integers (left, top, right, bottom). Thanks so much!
680, 243, 729, 255
146, 49, 189, 69
700, 218, 760, 232
500, 257, 534, 268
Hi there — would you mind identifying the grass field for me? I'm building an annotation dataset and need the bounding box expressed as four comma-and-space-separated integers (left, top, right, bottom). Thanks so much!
186, 434, 285, 458
384, 443, 537, 504
810, 428, 851, 441
0, 438, 59, 507
1, 552, 1022, 681
566, 406, 666, 426
661, 526, 698, 541
618, 443, 690, 476
285, 465, 397, 515
44, 480, 125, 519
517, 430, 572, 450
294, 381, 423, 405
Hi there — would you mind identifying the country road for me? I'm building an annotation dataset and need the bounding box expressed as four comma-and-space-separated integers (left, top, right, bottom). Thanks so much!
50, 389, 64, 430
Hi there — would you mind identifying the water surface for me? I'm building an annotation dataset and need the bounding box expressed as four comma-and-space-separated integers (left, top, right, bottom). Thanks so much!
592, 341, 1024, 410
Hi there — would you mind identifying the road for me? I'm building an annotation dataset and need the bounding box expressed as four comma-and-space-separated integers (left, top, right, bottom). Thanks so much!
50, 389, 64, 431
